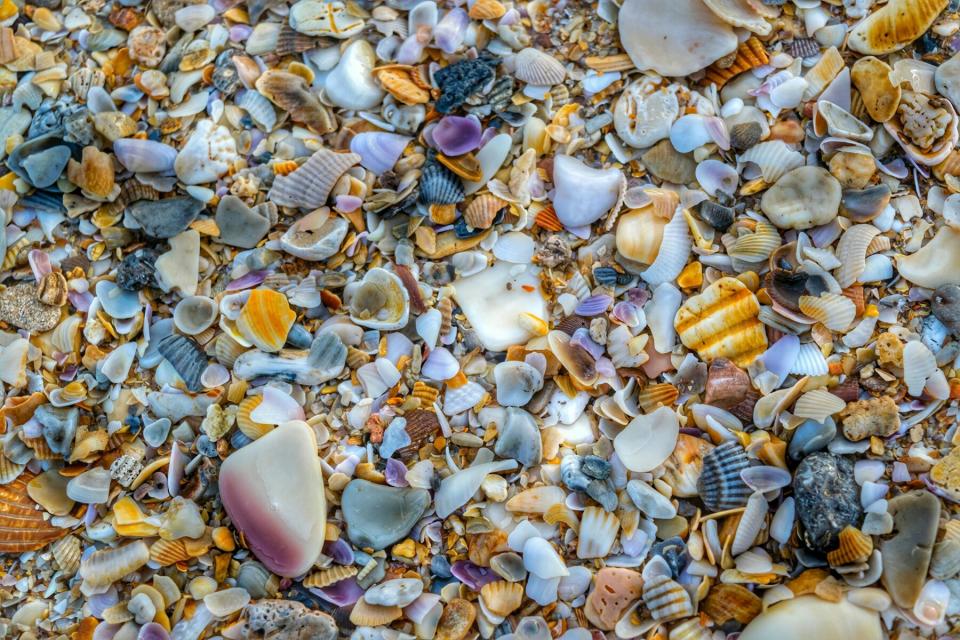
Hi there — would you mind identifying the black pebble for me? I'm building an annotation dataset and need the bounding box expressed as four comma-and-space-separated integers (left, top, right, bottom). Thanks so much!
116, 249, 160, 291
793, 452, 863, 551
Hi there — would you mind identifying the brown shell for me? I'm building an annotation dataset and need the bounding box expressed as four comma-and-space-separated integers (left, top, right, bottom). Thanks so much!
703, 358, 750, 409
255, 70, 336, 133
66, 146, 115, 197
0, 472, 70, 553
847, 0, 948, 55
274, 24, 319, 57
480, 581, 523, 617
436, 599, 476, 640
463, 194, 508, 230
149, 538, 191, 566
702, 583, 762, 625
850, 56, 900, 123
437, 152, 483, 182
827, 525, 873, 566
398, 409, 440, 456
703, 37, 768, 87
0, 391, 45, 428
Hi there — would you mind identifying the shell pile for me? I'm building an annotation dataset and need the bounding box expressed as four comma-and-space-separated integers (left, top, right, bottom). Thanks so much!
4, 0, 960, 637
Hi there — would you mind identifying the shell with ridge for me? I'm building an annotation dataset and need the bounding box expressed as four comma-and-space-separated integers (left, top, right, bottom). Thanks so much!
675, 276, 767, 366
514, 48, 566, 86
80, 541, 150, 588
847, 0, 948, 55
703, 37, 768, 87
643, 573, 694, 622
576, 507, 620, 559
697, 441, 751, 512
255, 70, 335, 133
0, 472, 70, 552
268, 148, 361, 209
480, 581, 523, 617
237, 289, 297, 353
827, 526, 873, 566
850, 56, 900, 122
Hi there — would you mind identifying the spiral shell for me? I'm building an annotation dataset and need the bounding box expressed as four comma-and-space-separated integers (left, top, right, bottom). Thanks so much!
697, 441, 751, 512
303, 565, 358, 588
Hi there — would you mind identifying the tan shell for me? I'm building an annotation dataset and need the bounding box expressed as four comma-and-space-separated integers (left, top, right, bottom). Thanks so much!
702, 583, 762, 625
616, 207, 666, 265
150, 538, 191, 566
793, 389, 846, 423
374, 66, 430, 105
237, 396, 274, 440
51, 534, 82, 575
66, 146, 115, 197
255, 69, 335, 133
802, 46, 844, 100
884, 91, 959, 166
636, 383, 679, 412
848, 0, 948, 55
480, 581, 523, 617
827, 526, 873, 566
675, 276, 767, 366
584, 567, 644, 630
350, 599, 402, 626
703, 37, 768, 87
798, 293, 857, 331
303, 565, 358, 588
702, 0, 771, 35
851, 56, 900, 123
463, 194, 508, 230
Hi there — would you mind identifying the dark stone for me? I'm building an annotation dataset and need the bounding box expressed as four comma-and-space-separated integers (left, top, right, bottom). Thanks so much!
581, 455, 611, 480
933, 284, 960, 336
128, 196, 204, 239
156, 334, 207, 392
434, 57, 498, 114
116, 249, 160, 291
585, 479, 618, 511
651, 536, 689, 578
793, 452, 863, 551
699, 201, 735, 231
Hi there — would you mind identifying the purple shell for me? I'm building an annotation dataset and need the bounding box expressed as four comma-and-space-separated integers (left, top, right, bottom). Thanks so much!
312, 578, 364, 606
611, 301, 642, 328
323, 538, 355, 565
138, 622, 171, 640
433, 8, 468, 54
350, 132, 411, 176
575, 294, 612, 316
432, 115, 482, 156
624, 286, 651, 307
570, 328, 604, 360
385, 457, 409, 487
761, 334, 799, 383
450, 561, 499, 591
226, 270, 268, 291
87, 586, 119, 618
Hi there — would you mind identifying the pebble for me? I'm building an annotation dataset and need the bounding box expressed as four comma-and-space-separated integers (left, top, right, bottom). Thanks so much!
793, 453, 863, 551
341, 480, 430, 550
127, 196, 204, 239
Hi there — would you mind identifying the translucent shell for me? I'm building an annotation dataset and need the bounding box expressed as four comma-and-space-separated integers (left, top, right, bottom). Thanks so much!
697, 441, 751, 512
827, 526, 873, 566
675, 276, 767, 366
514, 48, 566, 86
237, 289, 296, 353
848, 0, 948, 55
0, 472, 70, 552
480, 581, 523, 617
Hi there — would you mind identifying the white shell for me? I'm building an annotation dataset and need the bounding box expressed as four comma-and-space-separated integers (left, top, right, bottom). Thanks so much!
614, 78, 681, 149
576, 507, 620, 559
613, 406, 679, 472
639, 208, 691, 286
732, 491, 768, 555
903, 340, 937, 396
523, 536, 570, 579
551, 155, 625, 228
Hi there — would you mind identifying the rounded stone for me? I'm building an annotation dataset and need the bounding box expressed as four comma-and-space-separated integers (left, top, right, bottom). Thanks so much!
793, 452, 863, 551
341, 479, 430, 550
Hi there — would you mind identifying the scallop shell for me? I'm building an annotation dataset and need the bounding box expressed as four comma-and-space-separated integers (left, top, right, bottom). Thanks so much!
51, 534, 82, 575
637, 383, 679, 412
469, 0, 506, 19
930, 539, 960, 580
214, 334, 248, 368
80, 540, 150, 588
848, 0, 948, 55
703, 37, 768, 87
737, 140, 804, 183
697, 441, 751, 512
643, 573, 694, 622
903, 340, 937, 396
350, 599, 403, 626
463, 194, 507, 230
348, 268, 410, 331
0, 472, 70, 552
514, 48, 566, 86
237, 396, 274, 440
157, 334, 207, 392
576, 507, 621, 559
702, 583, 762, 625
269, 149, 360, 210
802, 46, 844, 100
420, 158, 465, 205
798, 293, 856, 331
729, 221, 781, 263
675, 276, 767, 366
616, 207, 667, 266
374, 66, 430, 105
702, 0, 770, 35
851, 56, 900, 123
662, 434, 712, 498
732, 491, 768, 555
793, 389, 845, 423
235, 289, 296, 354
480, 581, 523, 617
789, 342, 829, 376
827, 526, 873, 567
670, 619, 712, 640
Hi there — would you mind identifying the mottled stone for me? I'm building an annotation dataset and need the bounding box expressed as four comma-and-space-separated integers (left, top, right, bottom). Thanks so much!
0, 283, 61, 332
128, 196, 204, 239
341, 479, 429, 550
116, 249, 159, 291
793, 452, 863, 551
881, 490, 940, 609
233, 599, 337, 640
434, 57, 497, 113
584, 567, 643, 630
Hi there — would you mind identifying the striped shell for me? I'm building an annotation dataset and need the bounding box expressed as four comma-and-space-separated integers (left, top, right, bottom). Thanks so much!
150, 538, 191, 566
848, 0, 947, 55
662, 434, 713, 498
534, 205, 563, 231
675, 276, 767, 366
737, 140, 804, 183
637, 383, 679, 412
0, 473, 70, 552
827, 525, 873, 566
303, 565, 358, 588
731, 491, 768, 555
643, 573, 694, 622
463, 194, 507, 230
930, 539, 960, 580
349, 599, 402, 626
798, 293, 857, 331
728, 221, 781, 263
214, 334, 248, 367
701, 583, 762, 625
51, 534, 82, 574
576, 507, 620, 559
469, 0, 506, 19
669, 618, 712, 640
420, 159, 465, 205
480, 581, 523, 617
80, 541, 150, 588
237, 396, 274, 440
835, 224, 880, 287
790, 342, 829, 376
903, 340, 937, 396
374, 67, 430, 105
514, 48, 566, 86
697, 441, 751, 512
703, 37, 768, 87
0, 456, 25, 484
267, 148, 360, 209
793, 389, 846, 423
237, 289, 296, 353
802, 46, 844, 100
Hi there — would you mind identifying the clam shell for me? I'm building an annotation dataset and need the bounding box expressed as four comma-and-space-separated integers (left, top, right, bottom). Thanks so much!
816, 101, 873, 142
616, 207, 666, 265
732, 491, 768, 555
790, 342, 829, 376
702, 583, 762, 626
703, 36, 768, 87
848, 0, 948, 55
851, 56, 900, 122
930, 539, 960, 580
0, 472, 70, 552
237, 289, 296, 353
420, 157, 465, 205
702, 0, 770, 35
237, 89, 278, 131
350, 132, 411, 175
348, 268, 410, 331
697, 441, 751, 512
798, 293, 856, 331
737, 140, 804, 183
613, 406, 679, 473
237, 396, 274, 440
675, 276, 766, 366
835, 224, 880, 288
505, 485, 566, 514
793, 389, 845, 423
643, 573, 694, 622
729, 221, 781, 263
897, 226, 960, 289
80, 541, 150, 588
480, 581, 523, 617
827, 526, 873, 566
514, 48, 566, 85
374, 66, 430, 105
576, 507, 620, 559
174, 296, 218, 336
214, 334, 248, 368
157, 334, 207, 392
0, 457, 24, 485
350, 599, 402, 626
325, 40, 385, 111
268, 148, 360, 209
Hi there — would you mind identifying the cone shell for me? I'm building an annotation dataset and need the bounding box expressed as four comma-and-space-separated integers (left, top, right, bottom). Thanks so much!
616, 207, 666, 265
643, 573, 694, 622
802, 46, 843, 100
463, 194, 508, 230
798, 293, 856, 331
851, 56, 900, 123
793, 388, 846, 423
350, 599, 402, 626
303, 565, 358, 588
480, 581, 523, 617
80, 541, 150, 588
0, 472, 70, 552
576, 506, 620, 559
237, 289, 296, 353
374, 66, 430, 105
469, 0, 506, 19
697, 441, 751, 512
827, 526, 873, 566
514, 48, 566, 86
675, 276, 767, 366
51, 534, 82, 575
702, 583, 762, 625
848, 0, 948, 55
237, 396, 274, 440
268, 148, 360, 209
703, 37, 768, 87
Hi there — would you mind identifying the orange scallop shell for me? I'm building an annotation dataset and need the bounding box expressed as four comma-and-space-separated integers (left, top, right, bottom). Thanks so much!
826, 525, 873, 566
480, 581, 523, 617
469, 0, 506, 19
703, 37, 768, 87
0, 472, 70, 553
236, 289, 296, 353
637, 383, 679, 412
237, 396, 274, 440
702, 584, 762, 625
463, 194, 508, 230
534, 205, 564, 232
150, 538, 191, 566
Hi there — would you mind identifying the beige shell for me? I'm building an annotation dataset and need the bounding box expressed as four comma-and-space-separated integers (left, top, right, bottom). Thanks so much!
577, 507, 621, 559
51, 535, 82, 575
793, 388, 846, 423
702, 0, 771, 35
728, 220, 781, 263
643, 573, 694, 622
150, 538, 192, 566
827, 526, 873, 566
268, 148, 360, 210
851, 56, 900, 123
636, 382, 679, 412
468, 0, 506, 19
675, 276, 767, 366
884, 91, 959, 166
760, 166, 842, 230
514, 48, 566, 85
835, 224, 881, 287
897, 226, 960, 289
255, 70, 336, 133
349, 599, 402, 626
80, 541, 150, 588
303, 565, 358, 588
848, 0, 948, 55
463, 194, 508, 230
798, 293, 857, 331
702, 583, 762, 625
480, 581, 524, 618
802, 46, 843, 100
66, 146, 115, 198
504, 485, 566, 514
616, 207, 666, 265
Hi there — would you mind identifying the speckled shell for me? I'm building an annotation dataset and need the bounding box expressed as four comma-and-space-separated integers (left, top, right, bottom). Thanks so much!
675, 276, 767, 366
643, 573, 694, 622
827, 526, 873, 566
848, 0, 948, 55
697, 441, 751, 512
0, 472, 70, 552
480, 581, 523, 617
703, 37, 768, 87
237, 289, 296, 353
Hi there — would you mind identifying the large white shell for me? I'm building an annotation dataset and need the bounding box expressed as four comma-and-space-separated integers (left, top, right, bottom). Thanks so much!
576, 507, 620, 559
174, 119, 238, 185
523, 536, 570, 579
434, 460, 517, 519
324, 40, 384, 110
551, 155, 625, 228
613, 406, 679, 472
737, 140, 805, 183
614, 78, 681, 149
897, 226, 960, 289
740, 596, 883, 640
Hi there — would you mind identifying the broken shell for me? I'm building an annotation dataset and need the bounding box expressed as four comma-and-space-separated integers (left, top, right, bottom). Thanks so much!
884, 91, 959, 166
576, 507, 620, 559
551, 155, 624, 228
616, 207, 666, 266
851, 56, 900, 122
827, 526, 874, 566
80, 541, 150, 589
348, 268, 410, 331
614, 406, 680, 472
268, 148, 360, 209
173, 296, 218, 336
798, 293, 856, 331
480, 581, 523, 617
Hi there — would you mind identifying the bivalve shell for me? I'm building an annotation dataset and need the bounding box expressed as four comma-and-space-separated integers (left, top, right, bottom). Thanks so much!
827, 526, 874, 567
697, 441, 751, 512
348, 268, 410, 331
848, 0, 948, 55
643, 573, 694, 622
851, 56, 900, 122
798, 293, 856, 331
576, 507, 620, 559
675, 276, 767, 366
514, 48, 566, 86
237, 289, 296, 353
480, 581, 523, 617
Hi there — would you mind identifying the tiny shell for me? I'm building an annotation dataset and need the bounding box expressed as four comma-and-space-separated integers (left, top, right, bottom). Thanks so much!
827, 526, 874, 566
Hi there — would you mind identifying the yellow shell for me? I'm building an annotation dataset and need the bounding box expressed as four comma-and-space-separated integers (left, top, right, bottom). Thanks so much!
701, 583, 762, 625
637, 383, 679, 412
374, 67, 430, 105
848, 0, 948, 55
851, 56, 900, 123
411, 381, 440, 405
675, 276, 767, 366
469, 0, 506, 19
149, 538, 191, 566
0, 455, 23, 484
480, 581, 523, 618
237, 396, 274, 440
113, 496, 148, 526
827, 525, 873, 566
66, 146, 115, 198
544, 502, 580, 532
728, 221, 781, 263
801, 46, 843, 100
349, 599, 402, 626
616, 207, 666, 265
703, 37, 768, 87
236, 289, 296, 353
463, 194, 508, 230
0, 391, 45, 426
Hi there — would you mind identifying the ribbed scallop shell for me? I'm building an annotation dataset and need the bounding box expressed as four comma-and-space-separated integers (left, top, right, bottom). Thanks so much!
731, 491, 768, 555
0, 473, 69, 552
544, 502, 580, 531
576, 507, 620, 559
827, 525, 873, 566
420, 159, 465, 205
150, 538, 191, 566
930, 539, 960, 580
835, 224, 881, 287
703, 37, 768, 87
728, 221, 781, 263
157, 334, 207, 392
697, 441, 751, 512
793, 388, 846, 423
0, 456, 25, 484
637, 383, 679, 412
463, 194, 507, 230
798, 293, 856, 331
643, 574, 694, 622
238, 89, 278, 131
374, 67, 430, 105
640, 207, 692, 286
411, 382, 440, 405
701, 583, 762, 626
237, 289, 296, 353
350, 599, 402, 626
267, 148, 360, 209
237, 396, 274, 440
51, 534, 82, 575
675, 277, 767, 366
514, 48, 566, 85
80, 541, 150, 588
737, 140, 804, 182
534, 205, 563, 231
303, 565, 358, 588
848, 0, 947, 55
480, 581, 524, 617
802, 46, 844, 100
214, 334, 248, 367
903, 340, 937, 396
616, 208, 666, 265
790, 342, 829, 376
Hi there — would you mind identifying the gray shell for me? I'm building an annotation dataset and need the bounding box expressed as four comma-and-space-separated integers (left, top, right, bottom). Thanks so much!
697, 441, 751, 512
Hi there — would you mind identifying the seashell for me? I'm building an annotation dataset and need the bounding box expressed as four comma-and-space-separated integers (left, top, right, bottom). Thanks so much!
703, 584, 763, 626
66, 146, 114, 197
761, 166, 841, 230
614, 406, 679, 473
113, 139, 177, 175
374, 66, 430, 105
732, 491, 768, 555
236, 90, 277, 131
618, 0, 736, 77
420, 157, 465, 205
463, 194, 508, 230
698, 441, 751, 512
551, 155, 625, 228
699, 201, 735, 232
156, 334, 206, 392
51, 535, 82, 575
256, 70, 335, 133
279, 209, 349, 262
506, 485, 566, 515
816, 101, 873, 142
627, 479, 677, 519
576, 507, 620, 559
480, 581, 522, 617
696, 160, 739, 197
793, 389, 845, 423
174, 296, 218, 336
737, 140, 804, 183
349, 598, 402, 627
80, 541, 150, 589
268, 148, 360, 209
848, 0, 947, 55
432, 116, 482, 157
325, 40, 385, 111
702, 0, 770, 34
675, 276, 766, 366
643, 573, 694, 622
614, 78, 681, 149
637, 383, 679, 412
884, 91, 959, 166
350, 132, 411, 175
903, 340, 937, 397
851, 56, 900, 123
215, 334, 248, 368
703, 36, 769, 87
348, 268, 410, 331
289, 0, 363, 38
174, 119, 238, 186
897, 226, 960, 289
729, 220, 781, 263
637, 208, 691, 286
798, 293, 856, 331
802, 46, 845, 101
514, 48, 566, 85
616, 208, 666, 265
237, 289, 296, 353
840, 185, 890, 223
827, 526, 873, 566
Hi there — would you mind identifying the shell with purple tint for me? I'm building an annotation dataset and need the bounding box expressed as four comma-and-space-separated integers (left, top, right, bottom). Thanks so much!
431, 115, 483, 156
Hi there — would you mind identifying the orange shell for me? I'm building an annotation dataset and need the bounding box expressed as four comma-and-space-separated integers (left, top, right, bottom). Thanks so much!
636, 383, 679, 412
150, 538, 191, 566
827, 525, 873, 566
703, 37, 769, 87
237, 396, 273, 440
675, 276, 767, 366
411, 381, 440, 405
374, 67, 430, 105
67, 146, 115, 197
534, 205, 564, 232
480, 581, 523, 617
236, 288, 296, 353
0, 391, 45, 429
463, 194, 508, 230
349, 599, 402, 626
0, 472, 70, 553
701, 583, 762, 625
469, 0, 506, 19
